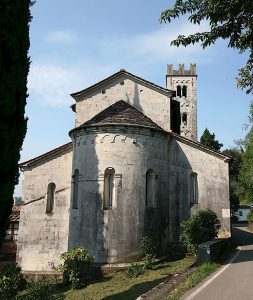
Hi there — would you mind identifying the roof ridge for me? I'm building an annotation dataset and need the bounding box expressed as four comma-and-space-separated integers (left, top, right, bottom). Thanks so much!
70, 69, 173, 99
19, 142, 72, 167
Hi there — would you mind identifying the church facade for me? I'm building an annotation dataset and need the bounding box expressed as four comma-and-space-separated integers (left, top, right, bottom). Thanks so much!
17, 65, 231, 272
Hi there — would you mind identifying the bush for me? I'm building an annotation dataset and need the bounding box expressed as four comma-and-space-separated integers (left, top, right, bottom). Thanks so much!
25, 277, 52, 300
125, 263, 145, 278
59, 246, 94, 289
0, 263, 25, 300
180, 209, 221, 254
140, 236, 156, 269
247, 208, 253, 222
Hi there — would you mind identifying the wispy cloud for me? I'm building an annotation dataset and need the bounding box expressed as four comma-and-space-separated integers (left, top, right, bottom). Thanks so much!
46, 30, 79, 44
100, 21, 212, 64
29, 20, 216, 107
28, 62, 116, 107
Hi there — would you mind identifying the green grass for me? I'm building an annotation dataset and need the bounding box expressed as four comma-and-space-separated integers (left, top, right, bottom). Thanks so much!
18, 256, 194, 300
62, 257, 194, 300
167, 262, 221, 300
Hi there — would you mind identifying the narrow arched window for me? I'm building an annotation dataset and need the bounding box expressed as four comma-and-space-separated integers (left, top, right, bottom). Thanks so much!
146, 170, 156, 208
182, 86, 187, 98
72, 169, 79, 209
182, 113, 187, 126
176, 86, 182, 97
190, 173, 198, 204
104, 168, 115, 209
46, 182, 56, 213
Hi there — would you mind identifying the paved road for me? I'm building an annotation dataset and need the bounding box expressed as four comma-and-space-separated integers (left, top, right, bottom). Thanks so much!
182, 225, 253, 300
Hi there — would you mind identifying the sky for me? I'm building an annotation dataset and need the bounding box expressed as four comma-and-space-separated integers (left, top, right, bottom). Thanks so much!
15, 0, 252, 196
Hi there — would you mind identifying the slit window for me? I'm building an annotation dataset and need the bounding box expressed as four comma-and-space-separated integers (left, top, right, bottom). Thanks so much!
146, 169, 156, 208
72, 169, 79, 209
46, 182, 56, 213
182, 113, 187, 126
104, 168, 115, 209
190, 173, 198, 204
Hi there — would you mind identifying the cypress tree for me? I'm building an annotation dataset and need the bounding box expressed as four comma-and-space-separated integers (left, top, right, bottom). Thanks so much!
0, 1, 33, 240
200, 128, 223, 151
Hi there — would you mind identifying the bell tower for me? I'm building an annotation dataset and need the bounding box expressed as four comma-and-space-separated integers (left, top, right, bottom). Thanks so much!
166, 64, 197, 142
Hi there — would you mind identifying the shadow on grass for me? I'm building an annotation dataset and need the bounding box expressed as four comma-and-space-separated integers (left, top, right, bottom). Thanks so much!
102, 276, 171, 300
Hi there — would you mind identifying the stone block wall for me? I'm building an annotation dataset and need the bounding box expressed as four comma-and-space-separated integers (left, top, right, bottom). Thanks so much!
17, 147, 73, 271
74, 75, 172, 131
69, 126, 170, 263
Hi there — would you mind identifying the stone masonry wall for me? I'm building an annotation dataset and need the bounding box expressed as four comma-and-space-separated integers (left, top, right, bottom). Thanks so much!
74, 75, 172, 131
17, 148, 73, 272
168, 137, 230, 241
69, 126, 170, 263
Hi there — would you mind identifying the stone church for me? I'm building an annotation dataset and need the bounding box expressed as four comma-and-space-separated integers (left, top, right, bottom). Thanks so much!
17, 64, 231, 272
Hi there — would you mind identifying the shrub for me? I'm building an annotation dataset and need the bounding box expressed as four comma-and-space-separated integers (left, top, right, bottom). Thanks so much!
140, 236, 156, 269
125, 263, 145, 278
180, 209, 221, 254
247, 208, 253, 222
0, 263, 25, 300
25, 277, 52, 300
59, 246, 94, 289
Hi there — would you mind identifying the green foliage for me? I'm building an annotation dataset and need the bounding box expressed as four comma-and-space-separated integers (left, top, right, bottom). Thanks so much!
223, 148, 242, 214
140, 236, 156, 269
24, 277, 52, 300
125, 263, 145, 278
200, 128, 223, 151
59, 246, 94, 289
247, 209, 253, 222
160, 0, 253, 94
180, 209, 221, 254
0, 263, 25, 300
239, 128, 253, 204
0, 0, 33, 241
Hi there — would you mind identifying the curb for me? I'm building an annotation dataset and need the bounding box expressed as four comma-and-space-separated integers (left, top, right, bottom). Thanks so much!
136, 264, 196, 300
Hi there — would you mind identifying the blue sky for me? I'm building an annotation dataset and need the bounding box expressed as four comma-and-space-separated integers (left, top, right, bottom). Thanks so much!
15, 0, 252, 195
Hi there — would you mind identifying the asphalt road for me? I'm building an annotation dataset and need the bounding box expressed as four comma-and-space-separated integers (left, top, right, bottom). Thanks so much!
181, 224, 253, 300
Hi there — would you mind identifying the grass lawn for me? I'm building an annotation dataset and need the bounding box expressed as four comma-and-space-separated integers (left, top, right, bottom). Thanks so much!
19, 256, 194, 300
62, 256, 194, 300
167, 262, 221, 300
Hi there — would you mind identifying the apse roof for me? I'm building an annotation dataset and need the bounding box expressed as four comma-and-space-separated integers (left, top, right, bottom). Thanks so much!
72, 100, 164, 132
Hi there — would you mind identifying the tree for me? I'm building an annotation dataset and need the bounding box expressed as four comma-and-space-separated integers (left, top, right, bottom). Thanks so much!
239, 128, 253, 204
160, 0, 253, 94
0, 1, 33, 241
200, 128, 223, 151
222, 148, 242, 214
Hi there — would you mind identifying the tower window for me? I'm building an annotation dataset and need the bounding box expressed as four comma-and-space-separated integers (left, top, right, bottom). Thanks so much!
72, 169, 79, 209
176, 86, 182, 97
146, 169, 156, 208
182, 86, 187, 98
46, 182, 56, 213
182, 113, 187, 126
190, 173, 198, 204
104, 167, 115, 209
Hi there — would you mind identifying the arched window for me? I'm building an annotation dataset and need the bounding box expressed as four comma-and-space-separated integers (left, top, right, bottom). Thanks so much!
72, 169, 79, 209
176, 86, 182, 97
190, 173, 198, 204
146, 170, 156, 208
104, 168, 115, 209
182, 85, 187, 98
46, 182, 56, 213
